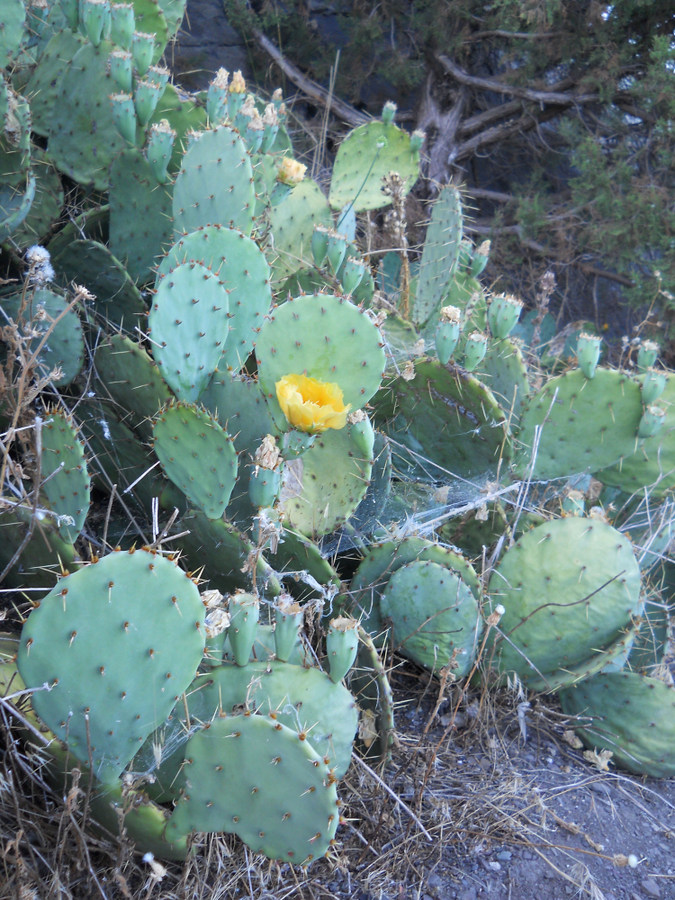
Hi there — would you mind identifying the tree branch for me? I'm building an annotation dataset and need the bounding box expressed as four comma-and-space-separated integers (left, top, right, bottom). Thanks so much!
437, 55, 597, 105
250, 28, 369, 128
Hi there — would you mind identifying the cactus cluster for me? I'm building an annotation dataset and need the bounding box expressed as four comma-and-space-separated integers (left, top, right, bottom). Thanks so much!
0, 0, 673, 871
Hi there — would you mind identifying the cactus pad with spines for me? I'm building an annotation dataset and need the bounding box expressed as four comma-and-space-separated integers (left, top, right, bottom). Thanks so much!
559, 672, 675, 778
329, 119, 420, 212
164, 712, 340, 863
279, 417, 374, 538
109, 148, 173, 283
513, 368, 644, 480
40, 409, 90, 543
157, 226, 272, 373
93, 334, 172, 443
159, 659, 358, 782
372, 358, 512, 481
152, 401, 237, 519
596, 374, 675, 498
349, 537, 480, 642
47, 40, 127, 190
488, 517, 642, 690
267, 178, 333, 281
148, 261, 230, 403
17, 548, 205, 783
412, 185, 463, 326
172, 125, 255, 237
2, 288, 84, 388
380, 560, 483, 675
51, 239, 147, 333
256, 293, 386, 414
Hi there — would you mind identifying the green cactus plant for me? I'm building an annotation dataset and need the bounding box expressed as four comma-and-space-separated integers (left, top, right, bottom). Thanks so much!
17, 547, 206, 783
487, 516, 643, 691
559, 671, 675, 778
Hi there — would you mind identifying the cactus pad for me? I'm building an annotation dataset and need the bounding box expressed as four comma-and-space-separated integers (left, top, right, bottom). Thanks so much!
380, 559, 483, 675
17, 548, 205, 782
172, 125, 255, 237
488, 517, 642, 690
157, 225, 272, 373
148, 262, 230, 402
256, 293, 385, 413
372, 358, 512, 481
559, 672, 675, 778
513, 368, 643, 480
165, 712, 340, 863
329, 120, 420, 212
40, 409, 90, 543
152, 402, 237, 519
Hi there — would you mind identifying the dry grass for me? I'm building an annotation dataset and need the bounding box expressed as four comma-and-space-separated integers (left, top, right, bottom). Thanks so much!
3, 653, 667, 900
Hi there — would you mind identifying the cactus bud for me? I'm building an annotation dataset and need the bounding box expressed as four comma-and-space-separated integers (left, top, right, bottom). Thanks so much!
311, 224, 330, 267
637, 405, 666, 439
133, 78, 163, 127
641, 368, 667, 405
637, 340, 659, 373
435, 305, 462, 365
488, 294, 523, 340
470, 240, 491, 277
410, 129, 425, 153
147, 65, 170, 91
109, 49, 132, 92
206, 67, 229, 124
259, 103, 279, 153
227, 591, 259, 667
131, 30, 155, 76
381, 100, 397, 125
326, 230, 349, 275
326, 617, 359, 683
576, 332, 602, 379
273, 593, 303, 662
81, 0, 110, 47
145, 119, 176, 183
110, 2, 134, 49
462, 331, 488, 372
249, 435, 282, 509
339, 256, 367, 295
110, 92, 136, 144
227, 70, 247, 119
347, 409, 374, 459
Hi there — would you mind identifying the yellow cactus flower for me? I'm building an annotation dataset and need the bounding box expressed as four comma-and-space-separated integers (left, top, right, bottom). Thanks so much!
276, 157, 307, 186
275, 374, 351, 433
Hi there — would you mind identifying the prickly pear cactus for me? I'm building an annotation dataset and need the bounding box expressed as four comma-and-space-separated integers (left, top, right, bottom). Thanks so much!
256, 293, 386, 418
559, 672, 675, 778
488, 517, 643, 691
329, 111, 420, 212
17, 548, 206, 782
39, 408, 90, 543
513, 368, 643, 480
152, 401, 237, 519
148, 261, 230, 402
164, 713, 340, 864
172, 124, 255, 236
412, 185, 463, 326
380, 559, 483, 675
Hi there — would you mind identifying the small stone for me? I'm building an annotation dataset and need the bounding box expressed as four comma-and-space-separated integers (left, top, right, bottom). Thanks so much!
497, 850, 512, 860
640, 878, 662, 899
589, 780, 611, 796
